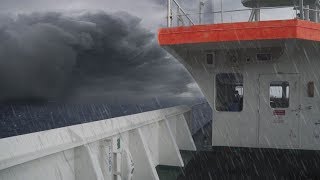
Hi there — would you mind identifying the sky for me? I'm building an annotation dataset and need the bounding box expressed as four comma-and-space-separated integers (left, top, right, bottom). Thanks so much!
0, 0, 248, 27
0, 0, 294, 26
0, 0, 294, 104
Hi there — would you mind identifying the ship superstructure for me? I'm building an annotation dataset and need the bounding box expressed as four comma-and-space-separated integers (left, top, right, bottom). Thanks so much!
159, 0, 320, 150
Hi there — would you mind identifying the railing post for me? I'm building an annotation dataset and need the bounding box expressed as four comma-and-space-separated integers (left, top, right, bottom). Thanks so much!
317, 6, 320, 22
310, 4, 318, 22
317, 1, 320, 22
220, 0, 223, 23
199, 1, 204, 24
299, 0, 305, 20
305, 5, 310, 20
177, 6, 180, 26
255, 0, 261, 21
167, 0, 172, 27
211, 0, 215, 24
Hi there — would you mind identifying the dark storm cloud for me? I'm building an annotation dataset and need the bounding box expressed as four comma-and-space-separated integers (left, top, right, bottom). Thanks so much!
0, 11, 199, 103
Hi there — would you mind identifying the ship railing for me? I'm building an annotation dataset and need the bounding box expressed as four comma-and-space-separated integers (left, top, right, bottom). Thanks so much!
167, 0, 195, 27
167, 1, 320, 27
0, 105, 196, 180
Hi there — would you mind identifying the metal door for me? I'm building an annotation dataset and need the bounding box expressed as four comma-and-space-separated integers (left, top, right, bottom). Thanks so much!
258, 74, 300, 148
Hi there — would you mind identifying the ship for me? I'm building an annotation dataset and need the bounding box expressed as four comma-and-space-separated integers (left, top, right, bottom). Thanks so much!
1, 0, 320, 179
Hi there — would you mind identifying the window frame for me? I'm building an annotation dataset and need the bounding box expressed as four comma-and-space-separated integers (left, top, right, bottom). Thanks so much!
214, 73, 244, 113
204, 52, 216, 67
269, 81, 290, 109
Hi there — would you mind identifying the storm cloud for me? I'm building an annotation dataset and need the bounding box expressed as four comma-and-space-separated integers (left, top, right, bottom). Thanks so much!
0, 11, 201, 104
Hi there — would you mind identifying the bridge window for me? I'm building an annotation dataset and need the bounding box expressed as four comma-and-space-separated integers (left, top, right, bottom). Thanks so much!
216, 73, 243, 112
270, 81, 289, 108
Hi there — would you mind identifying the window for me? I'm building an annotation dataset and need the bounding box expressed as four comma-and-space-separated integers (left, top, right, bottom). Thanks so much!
270, 81, 289, 108
216, 73, 243, 112
256, 53, 272, 61
206, 54, 214, 65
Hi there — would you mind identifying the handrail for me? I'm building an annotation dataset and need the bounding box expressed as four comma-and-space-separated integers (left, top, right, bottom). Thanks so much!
166, 1, 320, 27
172, 0, 195, 26
183, 6, 297, 16
167, 0, 195, 27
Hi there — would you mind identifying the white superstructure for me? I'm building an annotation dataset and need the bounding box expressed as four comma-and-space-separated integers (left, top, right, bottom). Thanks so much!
159, 0, 320, 150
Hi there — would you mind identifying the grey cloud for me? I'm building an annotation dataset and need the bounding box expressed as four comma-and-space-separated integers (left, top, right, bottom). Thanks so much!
0, 17, 78, 100
0, 11, 201, 104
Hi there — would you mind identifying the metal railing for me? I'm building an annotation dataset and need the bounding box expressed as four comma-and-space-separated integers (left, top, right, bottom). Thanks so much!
166, 0, 320, 27
167, 0, 195, 27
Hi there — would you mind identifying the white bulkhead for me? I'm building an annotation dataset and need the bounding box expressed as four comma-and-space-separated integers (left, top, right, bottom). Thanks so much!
165, 39, 320, 150
0, 106, 196, 180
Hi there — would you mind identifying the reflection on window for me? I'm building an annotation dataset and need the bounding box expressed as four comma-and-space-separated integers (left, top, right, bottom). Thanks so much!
216, 73, 243, 112
270, 81, 289, 108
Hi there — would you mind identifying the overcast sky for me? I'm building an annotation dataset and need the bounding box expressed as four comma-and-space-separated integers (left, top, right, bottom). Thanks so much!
0, 0, 250, 28
0, 0, 294, 26
0, 0, 295, 104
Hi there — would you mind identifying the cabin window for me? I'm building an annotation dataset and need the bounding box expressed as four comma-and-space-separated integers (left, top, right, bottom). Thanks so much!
270, 81, 289, 108
206, 54, 214, 65
216, 73, 243, 112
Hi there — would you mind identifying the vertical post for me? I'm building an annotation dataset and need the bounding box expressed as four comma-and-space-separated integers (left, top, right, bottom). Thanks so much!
177, 6, 180, 26
317, 0, 320, 22
305, 5, 310, 20
255, 0, 260, 21
316, 6, 320, 23
220, 0, 223, 23
199, 1, 204, 24
299, 0, 305, 20
211, 0, 215, 24
199, 1, 201, 24
310, 4, 317, 22
167, 0, 172, 27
